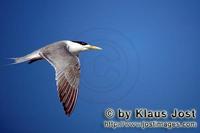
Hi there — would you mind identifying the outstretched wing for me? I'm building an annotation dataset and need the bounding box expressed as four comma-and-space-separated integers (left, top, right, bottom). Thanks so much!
56, 62, 80, 116
40, 41, 80, 116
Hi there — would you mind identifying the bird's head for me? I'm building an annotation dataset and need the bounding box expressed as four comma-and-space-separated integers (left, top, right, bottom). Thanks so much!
67, 40, 102, 55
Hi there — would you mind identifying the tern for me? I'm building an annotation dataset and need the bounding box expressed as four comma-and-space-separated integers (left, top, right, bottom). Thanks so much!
11, 40, 102, 116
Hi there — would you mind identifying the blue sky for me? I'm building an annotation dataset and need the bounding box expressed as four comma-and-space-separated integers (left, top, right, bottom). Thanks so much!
0, 0, 199, 133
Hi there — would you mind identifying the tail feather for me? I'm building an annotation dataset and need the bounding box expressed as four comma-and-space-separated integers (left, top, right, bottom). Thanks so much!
9, 50, 42, 65
8, 57, 30, 64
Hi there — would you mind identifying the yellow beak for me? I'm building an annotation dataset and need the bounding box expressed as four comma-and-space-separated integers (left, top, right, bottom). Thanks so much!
88, 45, 102, 50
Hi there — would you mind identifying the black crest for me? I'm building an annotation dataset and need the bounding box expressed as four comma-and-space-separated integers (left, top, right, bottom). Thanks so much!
72, 40, 88, 45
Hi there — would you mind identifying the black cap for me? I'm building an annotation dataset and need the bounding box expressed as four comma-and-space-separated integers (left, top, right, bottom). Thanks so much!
71, 41, 88, 45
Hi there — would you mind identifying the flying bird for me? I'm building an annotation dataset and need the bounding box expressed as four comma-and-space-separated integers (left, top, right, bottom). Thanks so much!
11, 40, 102, 116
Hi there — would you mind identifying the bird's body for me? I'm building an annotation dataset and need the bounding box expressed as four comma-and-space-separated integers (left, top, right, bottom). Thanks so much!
12, 40, 102, 116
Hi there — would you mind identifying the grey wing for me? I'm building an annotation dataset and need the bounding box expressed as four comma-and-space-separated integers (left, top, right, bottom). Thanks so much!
56, 63, 80, 116
40, 42, 80, 116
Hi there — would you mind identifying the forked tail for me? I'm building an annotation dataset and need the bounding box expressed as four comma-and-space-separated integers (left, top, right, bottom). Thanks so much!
9, 50, 42, 64
9, 57, 29, 64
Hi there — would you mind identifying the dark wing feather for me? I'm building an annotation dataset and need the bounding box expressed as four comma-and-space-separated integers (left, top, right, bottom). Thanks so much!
40, 41, 80, 116
57, 64, 80, 116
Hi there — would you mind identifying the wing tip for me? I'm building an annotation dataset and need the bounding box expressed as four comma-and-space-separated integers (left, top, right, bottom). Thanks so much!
65, 111, 72, 117
64, 107, 73, 117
